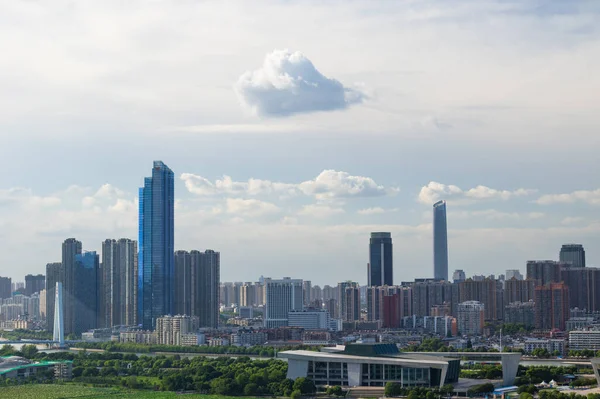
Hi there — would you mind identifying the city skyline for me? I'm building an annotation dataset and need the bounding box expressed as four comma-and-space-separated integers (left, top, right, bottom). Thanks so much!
1, 2, 600, 285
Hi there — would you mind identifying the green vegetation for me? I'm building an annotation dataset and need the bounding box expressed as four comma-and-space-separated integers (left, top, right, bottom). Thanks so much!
501, 323, 535, 335
568, 349, 600, 358
540, 391, 600, 399
0, 343, 40, 357
404, 338, 502, 353
514, 365, 577, 385
0, 349, 309, 396
326, 385, 344, 396
0, 329, 53, 340
0, 385, 267, 398
517, 384, 538, 394
571, 377, 597, 388
384, 383, 454, 398
459, 364, 503, 379
75, 341, 319, 357
467, 382, 494, 397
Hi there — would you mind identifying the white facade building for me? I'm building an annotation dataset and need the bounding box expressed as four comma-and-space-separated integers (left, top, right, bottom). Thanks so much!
569, 330, 600, 350
288, 309, 330, 330
264, 278, 303, 328
458, 301, 484, 336
524, 338, 565, 354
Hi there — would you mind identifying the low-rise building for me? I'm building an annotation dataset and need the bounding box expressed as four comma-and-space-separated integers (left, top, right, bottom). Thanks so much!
288, 309, 330, 330
82, 328, 113, 342
524, 338, 565, 354
238, 306, 254, 319
566, 318, 597, 331
119, 330, 157, 344
569, 330, 600, 350
209, 337, 230, 346
0, 356, 72, 380
156, 315, 199, 346
231, 330, 268, 346
181, 333, 206, 346
279, 343, 460, 388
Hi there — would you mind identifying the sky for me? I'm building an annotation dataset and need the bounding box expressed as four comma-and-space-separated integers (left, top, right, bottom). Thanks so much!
1, 0, 599, 286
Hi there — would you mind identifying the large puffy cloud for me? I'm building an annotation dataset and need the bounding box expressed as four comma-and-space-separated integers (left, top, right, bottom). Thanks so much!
418, 181, 536, 204
536, 189, 600, 205
234, 49, 364, 117
181, 169, 397, 200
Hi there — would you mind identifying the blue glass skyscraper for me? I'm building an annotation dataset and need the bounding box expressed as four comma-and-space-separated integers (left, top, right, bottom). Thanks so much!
433, 200, 448, 281
139, 161, 175, 330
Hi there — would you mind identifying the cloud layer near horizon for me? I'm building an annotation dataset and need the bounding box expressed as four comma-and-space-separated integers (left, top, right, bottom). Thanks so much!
181, 169, 397, 200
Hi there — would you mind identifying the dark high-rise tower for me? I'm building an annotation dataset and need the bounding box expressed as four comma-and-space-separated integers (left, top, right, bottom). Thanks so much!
62, 238, 82, 336
174, 250, 192, 316
139, 161, 175, 330
102, 239, 138, 328
433, 200, 448, 281
560, 244, 586, 268
191, 250, 220, 328
25, 274, 45, 296
526, 260, 566, 286
0, 276, 11, 300
368, 232, 393, 286
73, 251, 100, 334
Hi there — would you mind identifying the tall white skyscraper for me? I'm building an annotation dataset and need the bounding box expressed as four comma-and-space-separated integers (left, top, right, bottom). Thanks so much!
53, 282, 64, 348
264, 278, 303, 328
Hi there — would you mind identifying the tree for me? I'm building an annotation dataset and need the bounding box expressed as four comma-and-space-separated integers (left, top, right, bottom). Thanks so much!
440, 385, 454, 396
210, 377, 229, 395
293, 377, 316, 394
426, 391, 436, 399
408, 390, 419, 399
125, 376, 139, 389
519, 393, 533, 399
245, 383, 259, 396
82, 367, 99, 377
20, 344, 38, 358
280, 378, 294, 396
291, 389, 302, 399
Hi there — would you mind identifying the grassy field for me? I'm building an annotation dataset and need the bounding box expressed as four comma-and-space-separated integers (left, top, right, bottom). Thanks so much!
0, 385, 246, 399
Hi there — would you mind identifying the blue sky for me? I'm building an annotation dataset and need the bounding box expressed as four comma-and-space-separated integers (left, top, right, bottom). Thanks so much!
0, 0, 599, 285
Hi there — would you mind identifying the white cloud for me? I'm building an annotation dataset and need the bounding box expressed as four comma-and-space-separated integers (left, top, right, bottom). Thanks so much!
299, 170, 394, 200
561, 216, 585, 225
298, 204, 344, 218
357, 207, 385, 215
234, 49, 364, 117
224, 198, 280, 217
0, 187, 61, 208
536, 189, 600, 205
450, 209, 545, 221
418, 181, 536, 205
181, 169, 396, 200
